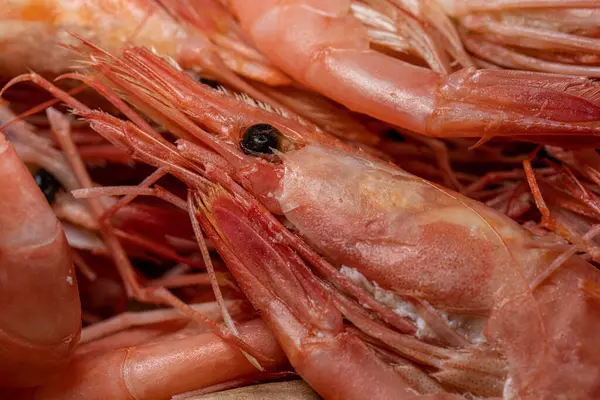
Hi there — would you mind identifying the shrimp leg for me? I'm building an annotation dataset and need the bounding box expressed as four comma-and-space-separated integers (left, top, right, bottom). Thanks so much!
0, 132, 81, 387
230, 0, 600, 144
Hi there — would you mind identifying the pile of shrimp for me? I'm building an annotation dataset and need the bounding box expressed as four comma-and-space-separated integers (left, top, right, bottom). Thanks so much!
1, 1, 600, 399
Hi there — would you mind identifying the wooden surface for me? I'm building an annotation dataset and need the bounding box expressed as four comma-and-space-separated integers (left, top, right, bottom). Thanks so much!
191, 380, 322, 400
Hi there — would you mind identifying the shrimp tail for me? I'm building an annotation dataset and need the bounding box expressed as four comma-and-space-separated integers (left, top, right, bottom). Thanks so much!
432, 68, 600, 145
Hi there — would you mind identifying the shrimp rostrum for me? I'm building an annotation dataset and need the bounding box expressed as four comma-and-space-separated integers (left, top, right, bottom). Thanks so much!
6, 43, 600, 399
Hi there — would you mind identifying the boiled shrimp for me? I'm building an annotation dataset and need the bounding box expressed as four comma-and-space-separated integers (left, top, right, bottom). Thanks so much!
0, 129, 81, 388
228, 0, 600, 145
0, 0, 293, 111
11, 43, 600, 399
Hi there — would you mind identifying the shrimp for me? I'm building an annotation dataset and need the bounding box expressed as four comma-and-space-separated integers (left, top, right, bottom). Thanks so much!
0, 129, 81, 388
0, 0, 292, 110
228, 0, 600, 145
11, 44, 600, 399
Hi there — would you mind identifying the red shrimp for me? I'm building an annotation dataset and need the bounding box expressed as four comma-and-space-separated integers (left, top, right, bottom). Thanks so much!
228, 0, 600, 145
0, 0, 291, 109
7, 44, 600, 399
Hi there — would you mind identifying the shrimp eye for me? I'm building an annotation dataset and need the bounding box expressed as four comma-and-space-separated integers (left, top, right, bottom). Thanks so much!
198, 77, 220, 89
240, 124, 281, 156
33, 169, 61, 204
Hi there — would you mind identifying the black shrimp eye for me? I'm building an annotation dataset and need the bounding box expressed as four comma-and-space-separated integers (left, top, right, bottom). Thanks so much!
33, 169, 62, 204
240, 123, 282, 156
198, 77, 220, 89
381, 128, 405, 142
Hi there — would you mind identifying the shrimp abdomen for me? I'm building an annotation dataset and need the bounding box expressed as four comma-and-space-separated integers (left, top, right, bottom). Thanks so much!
32, 319, 286, 400
0, 133, 81, 387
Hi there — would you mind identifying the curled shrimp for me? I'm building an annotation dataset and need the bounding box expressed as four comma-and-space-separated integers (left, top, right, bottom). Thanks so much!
0, 129, 81, 387
11, 43, 600, 399
228, 0, 600, 145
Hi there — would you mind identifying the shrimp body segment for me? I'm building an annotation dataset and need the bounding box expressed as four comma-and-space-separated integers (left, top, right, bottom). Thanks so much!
0, 132, 81, 388
29, 319, 287, 400
230, 0, 600, 142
